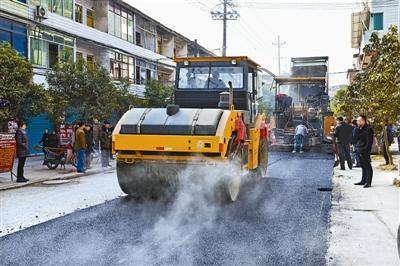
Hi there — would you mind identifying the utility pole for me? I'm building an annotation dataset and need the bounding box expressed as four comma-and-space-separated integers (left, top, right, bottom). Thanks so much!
272, 35, 286, 75
211, 0, 239, 56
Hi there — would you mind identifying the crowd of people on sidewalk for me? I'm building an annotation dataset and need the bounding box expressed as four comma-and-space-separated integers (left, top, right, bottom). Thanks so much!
13, 120, 115, 183
333, 115, 397, 188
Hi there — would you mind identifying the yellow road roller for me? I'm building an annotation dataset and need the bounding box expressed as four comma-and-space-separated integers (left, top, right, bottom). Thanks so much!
112, 56, 268, 201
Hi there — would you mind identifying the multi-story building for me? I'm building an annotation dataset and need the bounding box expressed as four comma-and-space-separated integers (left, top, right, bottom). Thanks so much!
349, 0, 399, 78
0, 0, 213, 153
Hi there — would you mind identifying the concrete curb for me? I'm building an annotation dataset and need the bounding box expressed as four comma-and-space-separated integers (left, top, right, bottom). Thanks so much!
0, 167, 115, 192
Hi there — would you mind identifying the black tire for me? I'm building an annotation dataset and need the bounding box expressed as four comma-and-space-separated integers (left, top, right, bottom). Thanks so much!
397, 224, 400, 259
46, 161, 59, 170
116, 161, 177, 200
224, 136, 242, 202
71, 155, 77, 167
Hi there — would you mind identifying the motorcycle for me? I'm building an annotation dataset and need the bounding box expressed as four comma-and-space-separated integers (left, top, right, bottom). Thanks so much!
42, 143, 76, 170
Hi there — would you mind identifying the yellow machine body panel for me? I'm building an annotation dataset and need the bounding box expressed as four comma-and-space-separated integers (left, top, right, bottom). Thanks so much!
113, 110, 246, 163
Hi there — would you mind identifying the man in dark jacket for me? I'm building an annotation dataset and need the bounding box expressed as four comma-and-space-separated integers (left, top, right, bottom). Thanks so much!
84, 124, 94, 169
15, 121, 29, 183
334, 117, 353, 170
354, 115, 374, 188
100, 121, 112, 168
380, 118, 393, 165
351, 120, 361, 167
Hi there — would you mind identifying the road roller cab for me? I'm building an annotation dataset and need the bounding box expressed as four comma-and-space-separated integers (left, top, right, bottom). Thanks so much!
112, 56, 269, 201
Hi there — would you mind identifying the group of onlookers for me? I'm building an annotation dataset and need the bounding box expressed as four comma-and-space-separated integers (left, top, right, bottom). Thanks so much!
71, 121, 114, 173
334, 115, 396, 188
13, 120, 114, 183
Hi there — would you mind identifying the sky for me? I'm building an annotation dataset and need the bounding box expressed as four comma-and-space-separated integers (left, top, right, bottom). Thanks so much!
125, 0, 365, 86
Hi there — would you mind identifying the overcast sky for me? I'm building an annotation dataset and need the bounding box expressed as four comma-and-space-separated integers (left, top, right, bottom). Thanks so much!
126, 0, 364, 86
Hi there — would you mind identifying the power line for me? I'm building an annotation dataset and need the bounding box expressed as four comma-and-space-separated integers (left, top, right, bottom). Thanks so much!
211, 0, 240, 56
272, 35, 286, 75
236, 0, 397, 10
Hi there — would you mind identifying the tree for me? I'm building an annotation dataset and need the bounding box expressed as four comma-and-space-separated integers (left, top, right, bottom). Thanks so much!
0, 42, 50, 128
114, 79, 147, 118
144, 80, 174, 107
46, 58, 137, 123
331, 86, 357, 117
334, 26, 400, 167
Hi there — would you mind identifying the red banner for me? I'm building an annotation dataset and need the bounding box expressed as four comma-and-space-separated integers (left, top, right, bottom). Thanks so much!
0, 133, 16, 173
59, 124, 74, 144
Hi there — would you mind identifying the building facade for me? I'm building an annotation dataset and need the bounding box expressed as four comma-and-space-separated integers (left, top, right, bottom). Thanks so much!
349, 0, 399, 77
0, 0, 213, 153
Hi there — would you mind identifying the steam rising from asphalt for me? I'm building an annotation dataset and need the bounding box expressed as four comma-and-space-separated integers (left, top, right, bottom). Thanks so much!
118, 164, 237, 265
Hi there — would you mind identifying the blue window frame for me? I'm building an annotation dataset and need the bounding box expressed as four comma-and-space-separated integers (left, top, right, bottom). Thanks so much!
0, 18, 27, 57
372, 13, 383, 31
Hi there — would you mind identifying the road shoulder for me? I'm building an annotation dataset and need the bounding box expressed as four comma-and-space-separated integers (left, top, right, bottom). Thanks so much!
327, 153, 399, 265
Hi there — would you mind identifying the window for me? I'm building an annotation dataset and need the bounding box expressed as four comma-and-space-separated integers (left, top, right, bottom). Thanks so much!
136, 17, 156, 51
87, 9, 94, 28
135, 65, 140, 84
135, 59, 157, 84
86, 55, 94, 71
127, 15, 133, 43
63, 0, 73, 19
29, 29, 74, 67
135, 32, 142, 47
178, 67, 210, 89
110, 52, 134, 81
178, 66, 244, 89
52, 0, 63, 16
30, 38, 47, 66
76, 52, 83, 61
108, 3, 134, 43
371, 13, 383, 31
75, 4, 83, 23
48, 43, 58, 68
0, 18, 27, 57
108, 9, 115, 35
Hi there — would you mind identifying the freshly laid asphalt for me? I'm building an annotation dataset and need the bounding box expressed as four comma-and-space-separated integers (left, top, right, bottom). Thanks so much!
0, 152, 333, 266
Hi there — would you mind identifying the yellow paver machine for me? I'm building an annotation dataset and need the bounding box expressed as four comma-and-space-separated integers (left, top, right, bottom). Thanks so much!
112, 56, 268, 201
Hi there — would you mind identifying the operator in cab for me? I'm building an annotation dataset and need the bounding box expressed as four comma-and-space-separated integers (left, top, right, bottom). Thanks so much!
205, 70, 227, 89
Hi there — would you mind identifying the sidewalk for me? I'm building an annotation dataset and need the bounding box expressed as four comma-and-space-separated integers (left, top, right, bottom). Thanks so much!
0, 154, 115, 191
327, 145, 399, 265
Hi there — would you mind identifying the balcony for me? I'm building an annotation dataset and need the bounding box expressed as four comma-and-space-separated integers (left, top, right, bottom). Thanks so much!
0, 0, 29, 19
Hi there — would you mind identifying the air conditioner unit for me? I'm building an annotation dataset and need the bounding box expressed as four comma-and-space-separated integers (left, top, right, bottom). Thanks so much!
35, 5, 48, 20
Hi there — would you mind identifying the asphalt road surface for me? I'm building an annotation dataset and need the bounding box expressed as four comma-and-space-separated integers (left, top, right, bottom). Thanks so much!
1, 152, 333, 266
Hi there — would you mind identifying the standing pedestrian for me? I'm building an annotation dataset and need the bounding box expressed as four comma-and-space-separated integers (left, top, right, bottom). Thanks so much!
92, 118, 101, 151
292, 122, 307, 153
15, 121, 29, 183
397, 125, 400, 154
74, 122, 87, 173
354, 115, 374, 188
351, 119, 361, 167
39, 128, 50, 165
84, 124, 94, 169
334, 117, 353, 170
100, 121, 112, 168
380, 118, 394, 166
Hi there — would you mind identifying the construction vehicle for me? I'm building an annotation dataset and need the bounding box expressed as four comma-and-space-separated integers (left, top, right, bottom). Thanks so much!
269, 57, 335, 152
112, 56, 269, 201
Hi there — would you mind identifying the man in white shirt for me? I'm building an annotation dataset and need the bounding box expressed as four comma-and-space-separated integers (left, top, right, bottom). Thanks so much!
293, 123, 308, 153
